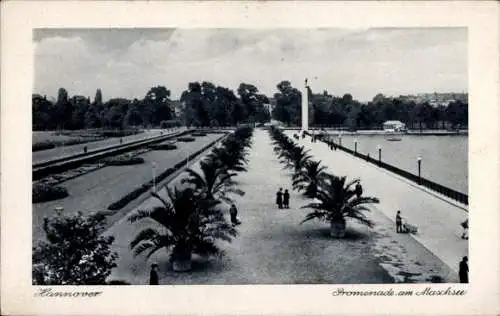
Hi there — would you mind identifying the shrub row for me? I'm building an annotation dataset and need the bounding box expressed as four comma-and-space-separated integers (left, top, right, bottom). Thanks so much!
191, 132, 207, 137
107, 135, 228, 211
33, 182, 69, 203
177, 136, 196, 142
102, 154, 145, 166
33, 138, 103, 152
98, 129, 142, 137
149, 143, 177, 150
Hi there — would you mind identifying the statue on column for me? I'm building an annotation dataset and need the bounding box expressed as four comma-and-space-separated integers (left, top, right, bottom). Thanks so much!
305, 78, 308, 87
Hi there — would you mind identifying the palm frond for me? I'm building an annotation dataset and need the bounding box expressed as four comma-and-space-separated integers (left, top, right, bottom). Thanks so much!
129, 228, 163, 250
132, 241, 155, 257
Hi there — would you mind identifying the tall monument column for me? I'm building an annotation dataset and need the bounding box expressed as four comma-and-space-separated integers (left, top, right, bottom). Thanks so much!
301, 78, 309, 132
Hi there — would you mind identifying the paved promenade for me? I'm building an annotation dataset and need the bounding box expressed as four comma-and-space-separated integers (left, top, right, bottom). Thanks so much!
103, 129, 458, 284
285, 131, 468, 275
33, 127, 185, 165
105, 129, 394, 284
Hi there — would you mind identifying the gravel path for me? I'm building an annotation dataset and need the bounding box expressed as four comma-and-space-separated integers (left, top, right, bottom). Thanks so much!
105, 129, 394, 284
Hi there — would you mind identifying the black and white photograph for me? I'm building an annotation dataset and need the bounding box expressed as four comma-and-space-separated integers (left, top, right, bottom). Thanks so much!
1, 1, 499, 315
31, 27, 469, 285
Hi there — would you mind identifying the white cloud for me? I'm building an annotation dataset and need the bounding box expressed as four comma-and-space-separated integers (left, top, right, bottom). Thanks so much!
34, 28, 467, 102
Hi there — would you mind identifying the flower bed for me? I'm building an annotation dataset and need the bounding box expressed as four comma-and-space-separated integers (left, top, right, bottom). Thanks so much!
102, 154, 145, 166
191, 132, 207, 137
177, 136, 196, 142
33, 182, 69, 203
149, 143, 177, 150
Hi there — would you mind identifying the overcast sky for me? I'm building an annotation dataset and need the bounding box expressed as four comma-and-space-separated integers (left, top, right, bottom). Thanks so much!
34, 28, 467, 102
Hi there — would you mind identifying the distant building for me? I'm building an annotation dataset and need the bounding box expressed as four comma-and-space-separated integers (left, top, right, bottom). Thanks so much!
383, 120, 406, 132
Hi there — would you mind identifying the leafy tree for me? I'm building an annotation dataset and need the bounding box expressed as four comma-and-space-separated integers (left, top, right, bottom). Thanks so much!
102, 98, 130, 129
181, 82, 205, 127
446, 100, 468, 129
32, 94, 55, 130
69, 95, 90, 129
32, 210, 117, 285
143, 86, 173, 126
310, 92, 332, 127
94, 88, 103, 105
237, 83, 270, 122
272, 81, 301, 126
55, 88, 72, 129
124, 99, 143, 127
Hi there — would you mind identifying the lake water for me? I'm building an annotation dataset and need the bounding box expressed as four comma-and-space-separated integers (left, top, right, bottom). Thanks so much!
326, 133, 468, 194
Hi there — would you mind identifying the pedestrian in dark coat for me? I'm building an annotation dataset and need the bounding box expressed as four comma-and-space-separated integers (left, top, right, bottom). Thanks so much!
459, 256, 468, 283
355, 183, 363, 198
283, 189, 290, 209
396, 210, 403, 233
229, 203, 241, 225
149, 263, 159, 285
461, 219, 469, 240
276, 188, 283, 209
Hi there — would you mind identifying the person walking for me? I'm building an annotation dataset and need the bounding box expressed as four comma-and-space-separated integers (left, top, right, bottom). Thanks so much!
396, 210, 403, 233
229, 203, 241, 226
276, 188, 283, 209
459, 256, 468, 283
355, 183, 363, 198
149, 263, 159, 285
461, 219, 469, 240
283, 189, 290, 209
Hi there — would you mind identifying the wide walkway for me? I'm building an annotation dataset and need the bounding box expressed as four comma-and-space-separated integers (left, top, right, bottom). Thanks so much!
33, 127, 185, 165
285, 131, 468, 274
105, 129, 394, 284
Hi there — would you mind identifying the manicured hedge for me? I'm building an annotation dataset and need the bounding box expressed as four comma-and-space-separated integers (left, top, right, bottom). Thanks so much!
98, 129, 142, 137
177, 136, 196, 142
33, 182, 69, 203
33, 142, 56, 151
32, 138, 103, 152
191, 132, 207, 137
102, 155, 145, 166
149, 143, 177, 150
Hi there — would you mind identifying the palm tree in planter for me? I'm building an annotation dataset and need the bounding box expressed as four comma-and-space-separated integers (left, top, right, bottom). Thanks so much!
292, 160, 328, 198
128, 188, 237, 272
208, 146, 247, 173
300, 175, 380, 238
280, 146, 312, 174
182, 158, 245, 206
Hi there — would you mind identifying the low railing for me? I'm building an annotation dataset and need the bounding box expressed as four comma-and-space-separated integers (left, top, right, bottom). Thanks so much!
301, 131, 468, 206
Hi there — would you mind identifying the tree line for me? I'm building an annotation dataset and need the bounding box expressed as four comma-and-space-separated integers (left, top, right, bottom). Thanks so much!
33, 82, 271, 131
33, 80, 467, 131
271, 81, 468, 130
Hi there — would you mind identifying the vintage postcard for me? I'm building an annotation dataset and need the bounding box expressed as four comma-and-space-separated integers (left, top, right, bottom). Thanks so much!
1, 1, 499, 315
